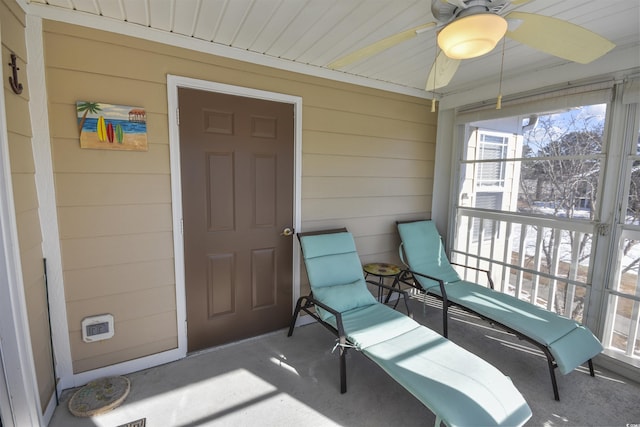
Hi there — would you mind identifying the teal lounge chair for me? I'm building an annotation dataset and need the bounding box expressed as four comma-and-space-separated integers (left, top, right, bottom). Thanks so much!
288, 228, 532, 427
395, 219, 603, 401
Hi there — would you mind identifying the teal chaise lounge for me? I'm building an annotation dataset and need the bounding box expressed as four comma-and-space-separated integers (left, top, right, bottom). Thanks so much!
395, 219, 603, 401
288, 228, 532, 427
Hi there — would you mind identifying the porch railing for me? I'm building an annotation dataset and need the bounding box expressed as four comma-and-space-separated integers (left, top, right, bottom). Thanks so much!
452, 208, 595, 323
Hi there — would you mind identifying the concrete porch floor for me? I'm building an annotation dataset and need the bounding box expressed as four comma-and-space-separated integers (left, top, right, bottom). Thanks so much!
49, 298, 640, 427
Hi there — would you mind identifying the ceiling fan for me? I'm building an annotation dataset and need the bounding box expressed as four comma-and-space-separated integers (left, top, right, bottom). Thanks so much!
328, 0, 615, 93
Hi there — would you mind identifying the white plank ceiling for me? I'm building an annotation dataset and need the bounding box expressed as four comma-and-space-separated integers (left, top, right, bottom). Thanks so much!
26, 0, 640, 100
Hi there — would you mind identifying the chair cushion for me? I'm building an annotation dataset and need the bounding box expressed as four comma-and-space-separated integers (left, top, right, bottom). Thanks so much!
430, 280, 602, 373
397, 221, 461, 287
323, 304, 421, 349
321, 300, 533, 426
300, 231, 357, 259
312, 279, 377, 322
432, 280, 577, 344
305, 251, 365, 289
548, 325, 603, 375
299, 231, 376, 321
301, 232, 365, 289
364, 327, 532, 427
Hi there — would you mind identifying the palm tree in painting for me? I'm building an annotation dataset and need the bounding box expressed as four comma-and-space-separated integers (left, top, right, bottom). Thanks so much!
76, 102, 102, 133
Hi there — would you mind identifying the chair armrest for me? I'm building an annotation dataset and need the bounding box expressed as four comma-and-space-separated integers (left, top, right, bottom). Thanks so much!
401, 269, 452, 337
403, 269, 448, 298
365, 280, 413, 317
366, 280, 407, 295
450, 262, 494, 289
306, 294, 346, 340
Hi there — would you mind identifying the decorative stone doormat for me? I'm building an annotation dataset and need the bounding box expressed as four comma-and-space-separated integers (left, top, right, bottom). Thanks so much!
68, 376, 130, 417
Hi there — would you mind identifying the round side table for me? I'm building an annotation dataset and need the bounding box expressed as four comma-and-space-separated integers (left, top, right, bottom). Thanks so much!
363, 262, 401, 302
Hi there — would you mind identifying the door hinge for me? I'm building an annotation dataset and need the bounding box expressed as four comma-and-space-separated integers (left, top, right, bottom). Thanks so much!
176, 108, 180, 126
180, 218, 184, 235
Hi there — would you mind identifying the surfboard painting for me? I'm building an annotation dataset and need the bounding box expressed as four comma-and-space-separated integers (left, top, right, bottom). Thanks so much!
97, 116, 107, 142
115, 123, 124, 144
106, 122, 114, 143
77, 101, 148, 151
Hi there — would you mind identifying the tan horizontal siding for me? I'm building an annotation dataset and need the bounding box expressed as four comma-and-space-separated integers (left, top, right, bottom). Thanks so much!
73, 337, 178, 374
303, 154, 432, 178
299, 80, 434, 252
301, 87, 431, 123
302, 195, 432, 222
3, 89, 31, 136
54, 174, 171, 206
70, 314, 178, 373
356, 233, 402, 257
9, 172, 38, 213
64, 259, 175, 302
14, 208, 43, 254
304, 105, 432, 140
7, 132, 35, 172
57, 204, 172, 239
33, 351, 56, 407
45, 69, 167, 115
66, 285, 176, 329
304, 131, 434, 160
302, 213, 428, 238
68, 310, 177, 353
302, 177, 432, 198
21, 247, 46, 310
0, 3, 26, 54
52, 138, 170, 174
60, 232, 174, 271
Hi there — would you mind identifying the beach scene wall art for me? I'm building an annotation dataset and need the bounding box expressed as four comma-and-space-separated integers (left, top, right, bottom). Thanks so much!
77, 101, 148, 151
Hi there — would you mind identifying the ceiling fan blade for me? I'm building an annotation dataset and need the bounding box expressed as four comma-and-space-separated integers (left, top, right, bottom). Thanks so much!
425, 51, 461, 91
328, 22, 437, 69
505, 12, 615, 64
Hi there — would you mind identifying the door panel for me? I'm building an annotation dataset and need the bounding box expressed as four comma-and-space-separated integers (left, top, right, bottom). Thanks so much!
207, 253, 234, 316
179, 88, 294, 352
252, 248, 276, 308
207, 152, 235, 231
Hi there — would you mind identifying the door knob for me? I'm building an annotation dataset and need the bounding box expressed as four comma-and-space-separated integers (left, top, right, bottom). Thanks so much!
280, 227, 294, 236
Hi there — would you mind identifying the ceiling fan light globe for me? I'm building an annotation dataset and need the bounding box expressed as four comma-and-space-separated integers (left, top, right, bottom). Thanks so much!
438, 13, 508, 59
443, 39, 496, 59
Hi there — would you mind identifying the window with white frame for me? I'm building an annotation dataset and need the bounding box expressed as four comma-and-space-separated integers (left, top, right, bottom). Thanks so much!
457, 102, 606, 315
476, 133, 508, 188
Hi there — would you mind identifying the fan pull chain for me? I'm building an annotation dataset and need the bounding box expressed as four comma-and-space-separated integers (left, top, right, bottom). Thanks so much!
431, 42, 438, 113
496, 37, 506, 110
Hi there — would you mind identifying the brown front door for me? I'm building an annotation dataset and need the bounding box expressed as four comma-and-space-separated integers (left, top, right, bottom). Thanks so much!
179, 88, 294, 352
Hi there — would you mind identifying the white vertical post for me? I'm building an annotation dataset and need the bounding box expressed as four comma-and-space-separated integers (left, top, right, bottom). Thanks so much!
26, 15, 74, 399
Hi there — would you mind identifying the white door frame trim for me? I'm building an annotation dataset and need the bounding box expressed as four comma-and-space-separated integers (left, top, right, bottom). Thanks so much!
166, 75, 303, 353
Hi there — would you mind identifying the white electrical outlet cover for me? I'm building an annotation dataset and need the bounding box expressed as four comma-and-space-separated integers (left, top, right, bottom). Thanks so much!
81, 314, 114, 342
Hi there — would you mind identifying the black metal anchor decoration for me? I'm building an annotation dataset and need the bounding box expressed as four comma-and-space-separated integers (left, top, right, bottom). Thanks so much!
8, 53, 23, 95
